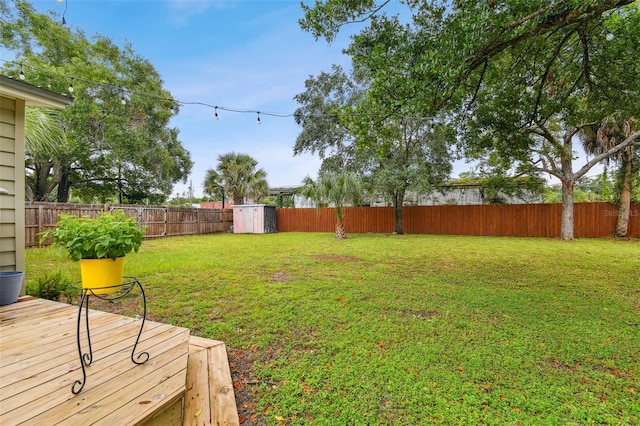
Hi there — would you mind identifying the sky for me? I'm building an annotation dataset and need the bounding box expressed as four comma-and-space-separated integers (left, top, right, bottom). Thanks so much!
15, 0, 603, 200
23, 0, 374, 199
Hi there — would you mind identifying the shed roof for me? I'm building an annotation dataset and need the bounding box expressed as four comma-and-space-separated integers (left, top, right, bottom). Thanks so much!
0, 75, 74, 108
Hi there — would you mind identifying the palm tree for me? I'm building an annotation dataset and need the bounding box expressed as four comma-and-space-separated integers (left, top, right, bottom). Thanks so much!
24, 108, 68, 201
580, 117, 638, 237
298, 172, 362, 239
202, 152, 268, 206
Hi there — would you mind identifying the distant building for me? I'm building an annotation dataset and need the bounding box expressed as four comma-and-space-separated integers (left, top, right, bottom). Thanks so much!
370, 183, 542, 206
292, 181, 542, 208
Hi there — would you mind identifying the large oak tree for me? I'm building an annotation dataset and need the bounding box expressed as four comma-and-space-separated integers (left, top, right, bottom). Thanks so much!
1, 0, 192, 203
300, 0, 640, 239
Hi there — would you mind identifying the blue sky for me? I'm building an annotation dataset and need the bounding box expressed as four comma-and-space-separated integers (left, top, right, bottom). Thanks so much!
28, 0, 366, 198
10, 1, 607, 199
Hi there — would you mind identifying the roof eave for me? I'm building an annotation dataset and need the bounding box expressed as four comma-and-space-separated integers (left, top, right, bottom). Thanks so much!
0, 75, 74, 109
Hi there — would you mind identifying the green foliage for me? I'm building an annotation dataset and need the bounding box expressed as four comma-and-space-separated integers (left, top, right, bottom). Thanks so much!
26, 271, 78, 302
1, 0, 192, 203
42, 210, 144, 261
27, 233, 640, 424
298, 172, 362, 223
299, 0, 640, 240
543, 172, 629, 204
203, 152, 268, 206
293, 63, 454, 234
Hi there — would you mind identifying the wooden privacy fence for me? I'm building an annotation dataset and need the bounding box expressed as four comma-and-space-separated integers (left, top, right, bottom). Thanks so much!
26, 202, 233, 247
276, 202, 640, 238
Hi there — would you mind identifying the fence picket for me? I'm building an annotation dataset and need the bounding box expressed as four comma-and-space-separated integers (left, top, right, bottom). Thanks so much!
26, 202, 639, 247
26, 202, 233, 247
276, 202, 639, 238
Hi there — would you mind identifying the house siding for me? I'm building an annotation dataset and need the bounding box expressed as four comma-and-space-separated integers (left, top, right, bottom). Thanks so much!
0, 95, 24, 275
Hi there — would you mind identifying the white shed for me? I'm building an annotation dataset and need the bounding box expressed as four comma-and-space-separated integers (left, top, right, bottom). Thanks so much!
232, 205, 277, 234
0, 75, 73, 293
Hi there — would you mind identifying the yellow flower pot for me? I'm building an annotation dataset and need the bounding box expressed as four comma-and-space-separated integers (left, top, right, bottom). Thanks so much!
79, 257, 125, 294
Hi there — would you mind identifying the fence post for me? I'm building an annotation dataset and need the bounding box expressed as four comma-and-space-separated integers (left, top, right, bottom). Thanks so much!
197, 208, 201, 235
37, 204, 43, 237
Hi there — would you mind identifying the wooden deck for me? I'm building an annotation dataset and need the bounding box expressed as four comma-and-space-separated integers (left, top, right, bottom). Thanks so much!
0, 297, 239, 425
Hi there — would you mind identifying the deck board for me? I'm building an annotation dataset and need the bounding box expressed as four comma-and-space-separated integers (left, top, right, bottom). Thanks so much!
0, 297, 191, 425
185, 336, 239, 425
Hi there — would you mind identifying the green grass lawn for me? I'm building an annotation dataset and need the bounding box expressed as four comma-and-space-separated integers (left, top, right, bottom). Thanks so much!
26, 233, 639, 424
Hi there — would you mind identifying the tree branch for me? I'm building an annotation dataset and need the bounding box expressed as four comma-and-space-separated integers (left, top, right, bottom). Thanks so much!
466, 0, 633, 75
574, 130, 640, 179
578, 25, 593, 91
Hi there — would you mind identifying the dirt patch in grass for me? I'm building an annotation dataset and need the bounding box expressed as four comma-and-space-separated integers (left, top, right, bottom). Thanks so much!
311, 254, 361, 262
270, 272, 290, 283
228, 348, 267, 425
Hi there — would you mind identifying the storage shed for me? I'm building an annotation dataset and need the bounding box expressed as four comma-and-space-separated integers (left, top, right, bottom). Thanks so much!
232, 204, 276, 234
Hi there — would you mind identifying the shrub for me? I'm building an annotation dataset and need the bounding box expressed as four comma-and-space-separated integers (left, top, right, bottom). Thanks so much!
27, 271, 78, 302
41, 210, 144, 261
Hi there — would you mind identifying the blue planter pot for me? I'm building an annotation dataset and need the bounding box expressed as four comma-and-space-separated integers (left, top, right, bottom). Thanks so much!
0, 271, 24, 305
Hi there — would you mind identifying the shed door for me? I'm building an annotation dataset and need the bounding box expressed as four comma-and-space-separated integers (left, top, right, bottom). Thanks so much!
241, 207, 254, 233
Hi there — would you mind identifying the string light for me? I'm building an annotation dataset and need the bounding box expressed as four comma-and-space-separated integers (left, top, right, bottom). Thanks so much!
60, 0, 68, 26
604, 29, 615, 41
2, 59, 433, 125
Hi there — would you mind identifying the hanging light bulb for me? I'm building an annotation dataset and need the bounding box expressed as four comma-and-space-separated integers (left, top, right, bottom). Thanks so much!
605, 30, 615, 41
68, 82, 74, 93
19, 66, 25, 80
60, 0, 68, 25
257, 112, 261, 125
215, 107, 220, 120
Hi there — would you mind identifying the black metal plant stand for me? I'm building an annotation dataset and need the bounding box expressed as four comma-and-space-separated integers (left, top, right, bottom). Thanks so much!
72, 277, 149, 394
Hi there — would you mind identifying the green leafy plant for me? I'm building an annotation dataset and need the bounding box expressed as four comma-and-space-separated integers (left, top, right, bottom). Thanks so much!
26, 271, 78, 302
41, 210, 144, 261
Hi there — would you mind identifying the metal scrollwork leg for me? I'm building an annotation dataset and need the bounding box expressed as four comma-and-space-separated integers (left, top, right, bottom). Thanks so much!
130, 279, 149, 365
72, 278, 149, 394
72, 289, 92, 394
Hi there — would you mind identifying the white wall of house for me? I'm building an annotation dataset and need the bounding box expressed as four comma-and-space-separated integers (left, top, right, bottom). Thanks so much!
293, 186, 542, 209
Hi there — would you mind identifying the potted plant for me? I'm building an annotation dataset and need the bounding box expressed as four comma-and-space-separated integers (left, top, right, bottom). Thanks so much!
42, 210, 144, 294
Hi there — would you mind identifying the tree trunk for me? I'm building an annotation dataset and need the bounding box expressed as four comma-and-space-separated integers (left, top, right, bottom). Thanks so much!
393, 191, 405, 235
31, 159, 60, 201
614, 148, 633, 238
33, 161, 50, 201
56, 165, 71, 203
560, 178, 575, 240
558, 133, 577, 241
335, 221, 346, 239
